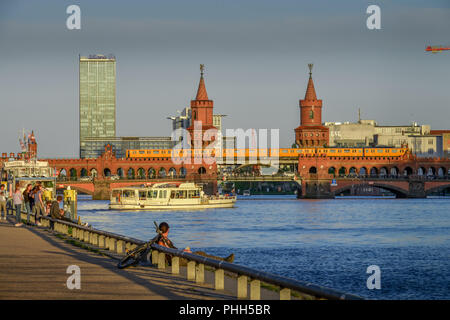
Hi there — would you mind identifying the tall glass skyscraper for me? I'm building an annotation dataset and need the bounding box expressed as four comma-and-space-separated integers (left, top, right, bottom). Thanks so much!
79, 54, 116, 157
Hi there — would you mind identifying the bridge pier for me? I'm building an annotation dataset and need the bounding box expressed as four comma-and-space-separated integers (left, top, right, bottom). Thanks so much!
93, 179, 111, 200
299, 179, 334, 199
407, 180, 426, 198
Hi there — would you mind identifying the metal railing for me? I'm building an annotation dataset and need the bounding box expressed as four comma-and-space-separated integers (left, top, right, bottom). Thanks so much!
18, 211, 362, 300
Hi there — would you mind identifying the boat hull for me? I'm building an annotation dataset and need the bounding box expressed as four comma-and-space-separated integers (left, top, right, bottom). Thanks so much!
109, 201, 236, 210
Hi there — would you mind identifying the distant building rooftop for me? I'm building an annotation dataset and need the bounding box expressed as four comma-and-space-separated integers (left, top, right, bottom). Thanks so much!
79, 54, 116, 61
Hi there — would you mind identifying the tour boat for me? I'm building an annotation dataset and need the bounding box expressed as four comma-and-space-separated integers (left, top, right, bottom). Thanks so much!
109, 183, 237, 210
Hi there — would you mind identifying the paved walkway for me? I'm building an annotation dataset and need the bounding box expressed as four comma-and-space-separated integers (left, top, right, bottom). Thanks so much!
0, 217, 239, 299
0, 217, 280, 300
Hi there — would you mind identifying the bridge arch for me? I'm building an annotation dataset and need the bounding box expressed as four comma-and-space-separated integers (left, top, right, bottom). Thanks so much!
437, 167, 446, 177
158, 167, 166, 178
379, 167, 388, 177
426, 183, 450, 196
328, 167, 336, 175
417, 167, 426, 176
333, 182, 409, 198
59, 168, 67, 178
117, 168, 124, 178
390, 167, 399, 176
90, 168, 98, 178
69, 168, 77, 179
309, 166, 317, 174
104, 168, 111, 177
179, 167, 187, 178
80, 168, 88, 177
338, 167, 346, 177
137, 168, 145, 179
403, 167, 413, 176
148, 168, 156, 179
198, 167, 207, 175
168, 167, 177, 178
127, 168, 135, 179
57, 185, 93, 196
370, 167, 378, 177
427, 167, 436, 177
359, 167, 367, 177
349, 167, 357, 176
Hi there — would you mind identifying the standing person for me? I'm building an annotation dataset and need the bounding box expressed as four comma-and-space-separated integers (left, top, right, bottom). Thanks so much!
34, 185, 44, 226
29, 186, 36, 216
23, 184, 32, 224
0, 184, 7, 221
12, 187, 23, 227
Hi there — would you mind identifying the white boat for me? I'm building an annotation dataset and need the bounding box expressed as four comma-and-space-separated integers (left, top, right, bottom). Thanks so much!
243, 190, 251, 196
109, 183, 237, 210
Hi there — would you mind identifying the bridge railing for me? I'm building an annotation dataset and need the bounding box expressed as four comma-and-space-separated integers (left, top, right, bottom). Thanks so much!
18, 211, 362, 300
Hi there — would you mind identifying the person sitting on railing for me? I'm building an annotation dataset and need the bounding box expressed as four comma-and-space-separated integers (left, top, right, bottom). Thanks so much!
50, 196, 73, 224
154, 222, 234, 265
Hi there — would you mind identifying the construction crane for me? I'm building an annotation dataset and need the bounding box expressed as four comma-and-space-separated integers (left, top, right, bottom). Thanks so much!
425, 45, 450, 53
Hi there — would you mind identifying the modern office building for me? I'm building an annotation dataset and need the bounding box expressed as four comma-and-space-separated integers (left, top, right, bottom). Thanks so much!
80, 136, 176, 159
325, 119, 442, 157
430, 130, 450, 158
79, 54, 116, 156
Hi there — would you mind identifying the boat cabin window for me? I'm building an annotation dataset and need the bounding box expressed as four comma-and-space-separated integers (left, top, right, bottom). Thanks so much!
122, 190, 135, 198
139, 191, 146, 200
188, 190, 200, 198
159, 190, 167, 198
178, 190, 187, 199
148, 190, 158, 198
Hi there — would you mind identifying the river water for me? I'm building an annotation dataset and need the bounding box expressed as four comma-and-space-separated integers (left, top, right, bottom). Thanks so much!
76, 195, 450, 299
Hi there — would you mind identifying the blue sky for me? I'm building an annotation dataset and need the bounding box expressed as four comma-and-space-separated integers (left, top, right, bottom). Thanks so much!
0, 0, 449, 157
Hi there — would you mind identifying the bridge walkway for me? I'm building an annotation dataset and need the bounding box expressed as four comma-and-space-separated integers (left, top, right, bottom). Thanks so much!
0, 218, 279, 300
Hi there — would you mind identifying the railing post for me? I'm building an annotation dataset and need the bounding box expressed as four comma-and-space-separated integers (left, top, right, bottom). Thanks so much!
98, 235, 105, 248
196, 263, 204, 284
116, 240, 124, 254
237, 275, 248, 299
280, 288, 291, 300
152, 250, 159, 265
84, 230, 90, 243
171, 257, 180, 274
109, 238, 116, 252
72, 227, 77, 238
79, 229, 84, 241
250, 280, 261, 300
215, 269, 224, 290
92, 233, 98, 246
187, 261, 196, 280
158, 252, 166, 269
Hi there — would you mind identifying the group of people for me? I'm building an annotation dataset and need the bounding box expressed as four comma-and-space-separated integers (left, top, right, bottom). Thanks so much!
0, 182, 70, 227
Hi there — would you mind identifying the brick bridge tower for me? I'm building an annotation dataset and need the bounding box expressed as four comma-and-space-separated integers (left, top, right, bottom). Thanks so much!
294, 64, 329, 147
28, 131, 37, 160
186, 64, 218, 194
187, 64, 217, 148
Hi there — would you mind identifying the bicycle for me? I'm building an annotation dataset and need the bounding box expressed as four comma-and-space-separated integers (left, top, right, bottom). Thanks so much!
117, 221, 170, 269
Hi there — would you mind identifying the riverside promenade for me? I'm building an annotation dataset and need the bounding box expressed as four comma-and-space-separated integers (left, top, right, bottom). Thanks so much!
0, 217, 281, 300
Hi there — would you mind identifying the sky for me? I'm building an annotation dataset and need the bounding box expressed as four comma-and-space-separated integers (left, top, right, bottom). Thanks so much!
0, 0, 449, 157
